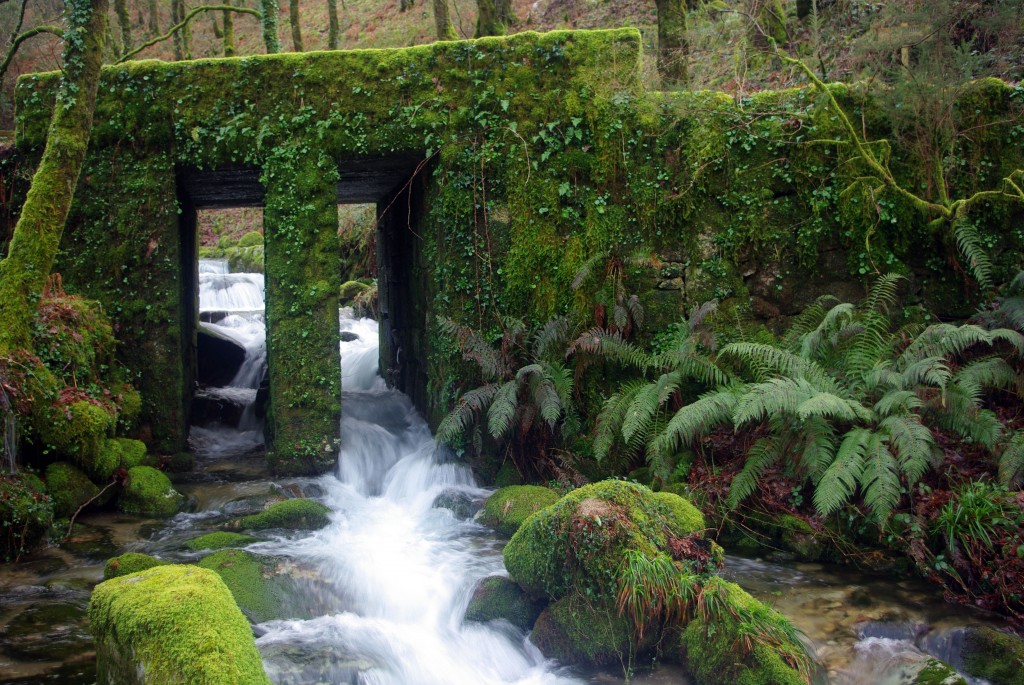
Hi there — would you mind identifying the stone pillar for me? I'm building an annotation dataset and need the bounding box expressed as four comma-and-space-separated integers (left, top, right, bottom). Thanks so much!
262, 147, 341, 475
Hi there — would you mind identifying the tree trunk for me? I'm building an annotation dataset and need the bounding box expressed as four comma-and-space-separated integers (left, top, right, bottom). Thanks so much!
171, 0, 183, 59
223, 0, 235, 56
496, 0, 513, 28
327, 0, 339, 49
433, 0, 456, 40
179, 0, 192, 59
289, 0, 303, 51
114, 0, 132, 52
0, 0, 109, 356
654, 0, 688, 85
475, 0, 502, 37
147, 0, 158, 36
261, 0, 280, 53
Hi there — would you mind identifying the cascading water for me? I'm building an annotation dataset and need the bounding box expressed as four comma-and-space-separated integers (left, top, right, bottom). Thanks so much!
254, 314, 584, 685
191, 259, 267, 456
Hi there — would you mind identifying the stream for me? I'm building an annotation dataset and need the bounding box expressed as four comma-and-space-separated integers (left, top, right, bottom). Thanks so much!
0, 260, 1012, 684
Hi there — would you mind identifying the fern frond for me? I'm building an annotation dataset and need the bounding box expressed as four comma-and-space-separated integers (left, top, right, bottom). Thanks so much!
862, 273, 904, 317
955, 356, 1021, 396
796, 390, 872, 424
733, 378, 810, 427
486, 381, 519, 439
720, 342, 833, 388
594, 381, 647, 461
800, 301, 855, 360
859, 433, 901, 520
532, 316, 569, 360
800, 416, 837, 482
571, 252, 607, 290
953, 219, 994, 290
813, 427, 871, 515
926, 383, 1002, 451
782, 296, 837, 350
436, 384, 500, 444
674, 355, 730, 387
622, 373, 680, 444
687, 299, 719, 332
899, 355, 951, 390
873, 389, 924, 416
998, 432, 1024, 488
651, 386, 742, 456
728, 437, 782, 508
626, 294, 645, 331
571, 328, 652, 369
879, 414, 934, 482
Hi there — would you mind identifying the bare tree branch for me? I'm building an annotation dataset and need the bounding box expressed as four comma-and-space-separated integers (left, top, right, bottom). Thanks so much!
116, 4, 260, 63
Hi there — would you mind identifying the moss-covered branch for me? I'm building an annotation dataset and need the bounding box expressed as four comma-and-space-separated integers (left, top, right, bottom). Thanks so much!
116, 5, 260, 63
0, 0, 107, 356
0, 26, 64, 88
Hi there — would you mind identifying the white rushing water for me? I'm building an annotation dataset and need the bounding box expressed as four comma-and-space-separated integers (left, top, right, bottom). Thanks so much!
255, 314, 583, 685
191, 259, 267, 455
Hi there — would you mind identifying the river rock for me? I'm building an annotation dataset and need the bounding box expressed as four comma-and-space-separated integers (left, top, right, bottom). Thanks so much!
924, 626, 1024, 685
478, 485, 559, 536
44, 462, 98, 519
225, 498, 331, 531
103, 552, 169, 580
260, 641, 374, 685
89, 564, 271, 684
432, 489, 480, 520
465, 576, 546, 631
117, 466, 185, 517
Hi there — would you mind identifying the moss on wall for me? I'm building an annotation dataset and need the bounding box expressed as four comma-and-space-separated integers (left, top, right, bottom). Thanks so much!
11, 29, 1023, 464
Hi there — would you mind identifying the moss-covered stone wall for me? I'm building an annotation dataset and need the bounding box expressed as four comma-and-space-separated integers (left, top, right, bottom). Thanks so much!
12, 29, 1023, 468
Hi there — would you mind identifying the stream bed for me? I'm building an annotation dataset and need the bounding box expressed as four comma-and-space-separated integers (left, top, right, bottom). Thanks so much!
0, 262, 1012, 684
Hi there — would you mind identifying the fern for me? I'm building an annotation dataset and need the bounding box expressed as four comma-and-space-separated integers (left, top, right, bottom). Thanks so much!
651, 386, 740, 457
800, 415, 837, 482
952, 219, 994, 290
486, 381, 519, 439
998, 431, 1024, 487
859, 434, 901, 520
814, 428, 871, 515
879, 413, 933, 482
728, 437, 783, 507
436, 384, 500, 444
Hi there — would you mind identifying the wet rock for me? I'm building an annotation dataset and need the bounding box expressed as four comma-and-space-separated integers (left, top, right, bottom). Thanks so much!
910, 658, 967, 685
0, 599, 91, 662
530, 593, 637, 666
465, 576, 546, 631
226, 498, 331, 531
855, 620, 929, 642
90, 565, 271, 683
197, 327, 246, 387
59, 524, 118, 562
221, 490, 289, 517
260, 642, 374, 685
103, 552, 169, 580
478, 485, 559, 536
432, 489, 480, 520
117, 466, 185, 517
339, 331, 360, 342
44, 462, 99, 519
186, 532, 259, 552
926, 626, 1024, 685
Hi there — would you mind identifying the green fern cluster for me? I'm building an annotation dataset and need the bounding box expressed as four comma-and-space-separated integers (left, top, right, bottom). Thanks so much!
594, 275, 1023, 520
435, 316, 578, 478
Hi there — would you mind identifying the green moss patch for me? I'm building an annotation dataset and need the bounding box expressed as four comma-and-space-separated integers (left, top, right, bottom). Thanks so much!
0, 473, 53, 561
465, 575, 546, 631
912, 659, 967, 685
103, 552, 169, 580
479, 485, 559, 536
197, 549, 287, 623
89, 564, 271, 684
529, 593, 638, 667
45, 461, 99, 519
117, 466, 184, 517
227, 498, 331, 531
187, 532, 258, 551
962, 627, 1024, 685
104, 437, 154, 470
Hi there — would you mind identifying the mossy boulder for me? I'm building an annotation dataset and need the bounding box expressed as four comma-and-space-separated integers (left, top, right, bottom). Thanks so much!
104, 437, 154, 470
197, 549, 288, 623
45, 461, 99, 519
678, 578, 808, 685
465, 576, 546, 631
227, 498, 330, 531
117, 466, 184, 517
89, 564, 272, 684
38, 399, 117, 478
529, 593, 641, 666
503, 480, 710, 601
0, 473, 53, 560
187, 532, 259, 551
960, 627, 1024, 685
237, 231, 263, 248
103, 552, 169, 580
479, 485, 559, 536
339, 280, 370, 303
911, 658, 967, 685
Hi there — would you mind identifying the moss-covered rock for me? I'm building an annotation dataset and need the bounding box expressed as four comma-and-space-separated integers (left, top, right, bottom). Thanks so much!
678, 578, 808, 685
227, 498, 330, 531
465, 576, 546, 631
38, 399, 117, 479
529, 593, 639, 666
117, 466, 184, 517
197, 549, 287, 623
187, 531, 258, 551
89, 564, 272, 684
339, 280, 370, 303
237, 231, 263, 248
0, 473, 53, 560
911, 658, 967, 685
44, 461, 99, 519
961, 627, 1024, 685
503, 480, 711, 600
103, 552, 169, 580
104, 437, 154, 470
479, 485, 559, 536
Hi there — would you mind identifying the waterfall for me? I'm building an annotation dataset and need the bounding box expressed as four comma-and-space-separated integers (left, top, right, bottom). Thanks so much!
191, 259, 267, 456
255, 313, 582, 685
